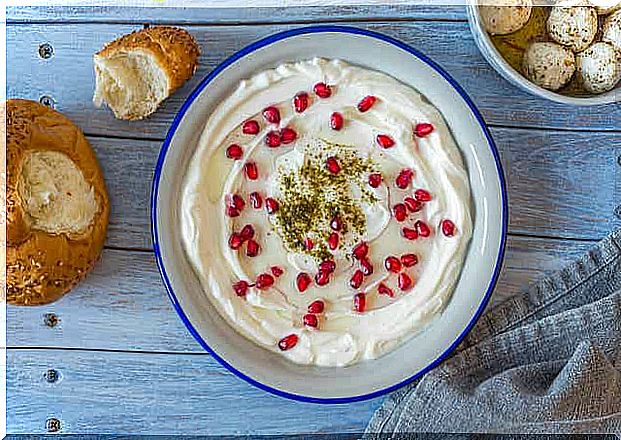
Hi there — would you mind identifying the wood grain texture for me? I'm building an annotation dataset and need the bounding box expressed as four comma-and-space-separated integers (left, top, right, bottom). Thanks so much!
7, 235, 596, 353
91, 137, 155, 250
497, 127, 621, 239
7, 4, 467, 24
6, 7, 621, 436
84, 128, 620, 251
7, 349, 382, 435
7, 21, 620, 141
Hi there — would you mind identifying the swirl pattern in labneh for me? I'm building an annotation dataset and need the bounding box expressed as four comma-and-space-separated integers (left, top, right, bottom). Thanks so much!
181, 58, 472, 367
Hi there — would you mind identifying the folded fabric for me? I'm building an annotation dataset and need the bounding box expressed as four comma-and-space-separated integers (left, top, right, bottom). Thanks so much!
365, 228, 621, 436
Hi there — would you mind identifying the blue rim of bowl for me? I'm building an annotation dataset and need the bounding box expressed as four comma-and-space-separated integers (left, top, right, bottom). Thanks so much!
151, 25, 508, 404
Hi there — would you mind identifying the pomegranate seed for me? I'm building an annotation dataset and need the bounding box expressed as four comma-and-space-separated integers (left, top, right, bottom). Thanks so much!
304, 237, 314, 250
278, 334, 298, 351
368, 173, 383, 188
233, 280, 249, 297
280, 127, 297, 144
376, 134, 395, 149
319, 260, 336, 274
250, 192, 263, 209
271, 266, 284, 277
357, 95, 377, 112
384, 256, 401, 273
360, 258, 374, 276
393, 203, 407, 222
246, 239, 260, 257
265, 197, 279, 214
315, 271, 330, 286
255, 273, 274, 290
415, 189, 432, 202
226, 144, 243, 160
326, 156, 341, 174
303, 314, 319, 328
398, 272, 413, 291
296, 273, 312, 293
402, 227, 419, 240
327, 232, 339, 250
244, 162, 258, 180
415, 122, 434, 137
313, 82, 332, 98
378, 282, 394, 298
353, 292, 366, 313
242, 120, 260, 135
262, 106, 280, 124
293, 92, 310, 113
404, 197, 423, 213
229, 233, 244, 250
230, 194, 245, 210
415, 220, 431, 237
240, 224, 255, 241
265, 131, 282, 148
330, 216, 342, 231
350, 270, 364, 289
396, 169, 414, 189
308, 300, 325, 314
226, 206, 240, 217
352, 242, 369, 260
442, 219, 456, 237
330, 112, 344, 130
401, 253, 419, 267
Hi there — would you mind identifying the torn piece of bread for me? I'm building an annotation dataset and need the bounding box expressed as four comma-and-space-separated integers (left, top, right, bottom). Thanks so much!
7, 99, 109, 305
93, 26, 200, 121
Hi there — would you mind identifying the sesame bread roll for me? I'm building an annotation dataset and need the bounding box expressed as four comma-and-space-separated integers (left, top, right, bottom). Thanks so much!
7, 99, 109, 305
93, 26, 200, 120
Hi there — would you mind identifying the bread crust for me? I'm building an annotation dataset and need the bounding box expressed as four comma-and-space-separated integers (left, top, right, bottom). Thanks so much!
95, 26, 200, 93
7, 99, 110, 305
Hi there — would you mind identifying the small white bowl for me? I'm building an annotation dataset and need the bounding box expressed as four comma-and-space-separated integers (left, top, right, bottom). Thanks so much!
467, 4, 621, 105
152, 26, 508, 403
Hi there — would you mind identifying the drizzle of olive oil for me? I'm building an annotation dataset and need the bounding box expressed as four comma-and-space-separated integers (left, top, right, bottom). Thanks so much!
206, 144, 236, 203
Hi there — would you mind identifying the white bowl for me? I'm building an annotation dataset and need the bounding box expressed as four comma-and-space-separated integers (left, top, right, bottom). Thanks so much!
152, 26, 508, 403
467, 4, 621, 105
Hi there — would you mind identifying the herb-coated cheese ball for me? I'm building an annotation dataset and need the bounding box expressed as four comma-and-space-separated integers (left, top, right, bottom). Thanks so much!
547, 5, 598, 52
522, 42, 576, 90
577, 42, 621, 93
603, 10, 621, 52
480, 0, 533, 35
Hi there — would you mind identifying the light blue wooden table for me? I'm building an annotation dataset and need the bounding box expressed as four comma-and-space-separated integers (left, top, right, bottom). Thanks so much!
7, 4, 621, 435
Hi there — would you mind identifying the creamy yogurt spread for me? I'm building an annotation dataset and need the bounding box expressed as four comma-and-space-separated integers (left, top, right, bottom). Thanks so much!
181, 58, 472, 367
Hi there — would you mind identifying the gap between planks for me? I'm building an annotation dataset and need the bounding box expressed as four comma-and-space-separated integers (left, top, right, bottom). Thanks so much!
5, 346, 210, 356
101, 233, 604, 255
7, 17, 469, 27
104, 245, 153, 253
82, 123, 621, 145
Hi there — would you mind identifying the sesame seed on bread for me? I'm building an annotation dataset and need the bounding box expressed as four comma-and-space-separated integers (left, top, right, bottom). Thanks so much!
6, 99, 109, 305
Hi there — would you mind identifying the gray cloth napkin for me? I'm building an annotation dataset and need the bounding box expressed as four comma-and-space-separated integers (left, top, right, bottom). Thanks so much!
365, 228, 621, 435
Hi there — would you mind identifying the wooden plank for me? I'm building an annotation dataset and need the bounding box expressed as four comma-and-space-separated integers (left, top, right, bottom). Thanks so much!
7, 22, 620, 138
86, 128, 619, 250
7, 4, 467, 24
7, 248, 199, 352
92, 137, 155, 250
7, 235, 597, 353
497, 127, 621, 240
7, 349, 382, 435
498, 235, 595, 295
